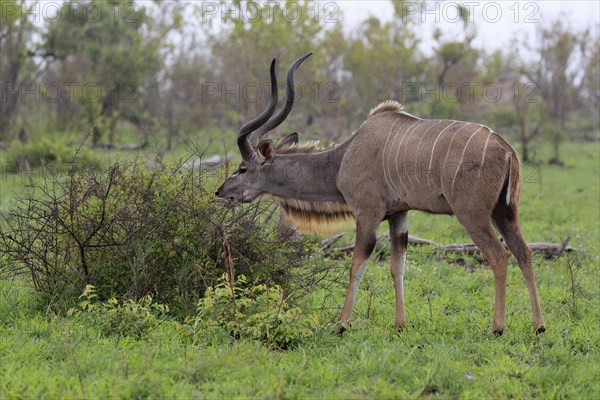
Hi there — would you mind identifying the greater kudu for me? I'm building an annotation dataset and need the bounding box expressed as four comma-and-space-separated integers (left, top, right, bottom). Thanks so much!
216, 53, 545, 335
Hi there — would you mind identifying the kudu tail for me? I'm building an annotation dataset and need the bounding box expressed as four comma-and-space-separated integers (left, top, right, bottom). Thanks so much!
498, 152, 521, 222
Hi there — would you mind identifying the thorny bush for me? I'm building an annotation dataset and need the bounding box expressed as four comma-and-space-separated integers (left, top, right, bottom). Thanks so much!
0, 157, 311, 315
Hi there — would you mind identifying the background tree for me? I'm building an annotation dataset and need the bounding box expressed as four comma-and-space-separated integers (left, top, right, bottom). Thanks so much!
581, 32, 599, 133
484, 47, 543, 162
0, 0, 36, 140
525, 19, 589, 164
426, 4, 478, 120
162, 35, 212, 149
0, 0, 596, 159
345, 15, 422, 124
42, 0, 181, 145
204, 0, 325, 136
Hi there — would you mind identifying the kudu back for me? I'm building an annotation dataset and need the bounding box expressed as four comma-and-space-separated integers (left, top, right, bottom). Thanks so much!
216, 53, 545, 335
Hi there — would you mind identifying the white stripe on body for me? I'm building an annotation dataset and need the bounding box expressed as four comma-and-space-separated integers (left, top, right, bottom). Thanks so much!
428, 121, 459, 170
451, 126, 485, 192
479, 127, 493, 177
505, 176, 511, 205
381, 117, 404, 194
387, 119, 419, 194
405, 119, 444, 189
440, 123, 472, 188
426, 121, 463, 189
394, 120, 426, 194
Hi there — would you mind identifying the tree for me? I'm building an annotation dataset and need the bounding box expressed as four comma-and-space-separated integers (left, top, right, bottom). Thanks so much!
203, 0, 326, 136
525, 19, 588, 164
162, 37, 211, 148
484, 48, 543, 163
0, 0, 36, 140
344, 13, 423, 124
427, 4, 479, 120
582, 33, 600, 132
42, 0, 180, 145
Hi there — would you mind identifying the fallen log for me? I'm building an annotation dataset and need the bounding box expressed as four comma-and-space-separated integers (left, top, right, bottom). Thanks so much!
181, 152, 235, 170
327, 234, 442, 257
319, 233, 346, 249
582, 133, 600, 142
324, 233, 574, 260
407, 235, 441, 247
443, 236, 574, 258
526, 236, 574, 258
94, 140, 148, 151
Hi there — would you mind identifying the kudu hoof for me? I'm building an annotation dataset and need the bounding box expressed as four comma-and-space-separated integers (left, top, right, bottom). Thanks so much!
492, 329, 504, 337
337, 321, 350, 336
535, 325, 546, 335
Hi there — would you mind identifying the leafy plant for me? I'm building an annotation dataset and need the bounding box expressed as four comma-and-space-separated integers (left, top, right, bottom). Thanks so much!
68, 284, 169, 340
194, 274, 318, 349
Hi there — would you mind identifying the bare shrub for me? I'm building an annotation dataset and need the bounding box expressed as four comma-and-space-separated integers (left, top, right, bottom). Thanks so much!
0, 157, 308, 314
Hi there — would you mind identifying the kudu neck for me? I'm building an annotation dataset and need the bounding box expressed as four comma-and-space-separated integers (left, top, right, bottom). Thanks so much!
264, 141, 349, 203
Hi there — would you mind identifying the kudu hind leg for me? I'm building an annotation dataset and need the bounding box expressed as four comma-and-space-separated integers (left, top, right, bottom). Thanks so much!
388, 211, 408, 330
493, 214, 545, 333
456, 213, 509, 334
337, 217, 380, 334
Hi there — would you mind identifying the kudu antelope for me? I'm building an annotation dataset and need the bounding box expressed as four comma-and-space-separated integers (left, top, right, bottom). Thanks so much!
216, 53, 545, 335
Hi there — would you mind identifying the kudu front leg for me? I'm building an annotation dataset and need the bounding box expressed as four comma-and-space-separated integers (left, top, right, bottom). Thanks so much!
388, 211, 408, 330
337, 217, 379, 334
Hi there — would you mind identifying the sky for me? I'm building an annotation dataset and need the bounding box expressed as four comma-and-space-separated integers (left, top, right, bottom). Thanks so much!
340, 1, 600, 55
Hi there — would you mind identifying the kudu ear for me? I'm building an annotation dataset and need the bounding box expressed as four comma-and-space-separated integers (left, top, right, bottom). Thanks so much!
276, 132, 299, 149
258, 139, 274, 161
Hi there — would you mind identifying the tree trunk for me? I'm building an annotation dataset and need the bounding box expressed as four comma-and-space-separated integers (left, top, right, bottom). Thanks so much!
549, 123, 563, 166
167, 105, 174, 151
0, 20, 27, 140
518, 112, 529, 162
92, 126, 101, 146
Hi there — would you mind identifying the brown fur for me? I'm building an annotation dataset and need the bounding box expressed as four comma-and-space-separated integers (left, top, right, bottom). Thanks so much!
368, 100, 403, 118
219, 53, 545, 336
266, 105, 519, 249
274, 141, 353, 233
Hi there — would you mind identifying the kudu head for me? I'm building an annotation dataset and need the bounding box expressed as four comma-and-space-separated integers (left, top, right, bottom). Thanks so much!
216, 53, 312, 202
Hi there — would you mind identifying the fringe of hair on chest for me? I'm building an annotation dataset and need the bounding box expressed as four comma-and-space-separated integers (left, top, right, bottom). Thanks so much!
272, 197, 355, 234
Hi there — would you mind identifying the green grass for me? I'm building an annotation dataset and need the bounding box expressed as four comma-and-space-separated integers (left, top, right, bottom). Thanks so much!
1, 140, 599, 398
0, 129, 235, 210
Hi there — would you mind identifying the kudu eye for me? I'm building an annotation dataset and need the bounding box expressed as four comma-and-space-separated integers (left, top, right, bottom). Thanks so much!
239, 166, 247, 174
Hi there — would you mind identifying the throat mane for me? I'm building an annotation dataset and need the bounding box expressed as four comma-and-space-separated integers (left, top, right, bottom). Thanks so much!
272, 197, 355, 234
